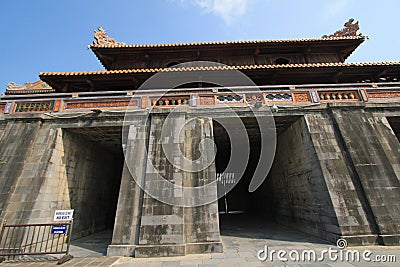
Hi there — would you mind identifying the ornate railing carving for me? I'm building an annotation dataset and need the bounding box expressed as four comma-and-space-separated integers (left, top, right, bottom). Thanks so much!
265, 93, 292, 102
150, 96, 190, 107
64, 99, 134, 110
14, 101, 54, 113
318, 91, 359, 101
199, 95, 215, 106
367, 91, 400, 99
245, 93, 263, 105
3, 87, 400, 114
216, 94, 244, 104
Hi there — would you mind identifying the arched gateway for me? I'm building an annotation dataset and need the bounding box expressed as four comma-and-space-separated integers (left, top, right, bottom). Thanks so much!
1, 20, 400, 258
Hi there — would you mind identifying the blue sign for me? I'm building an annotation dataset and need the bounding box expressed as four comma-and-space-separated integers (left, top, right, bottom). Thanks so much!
51, 225, 67, 234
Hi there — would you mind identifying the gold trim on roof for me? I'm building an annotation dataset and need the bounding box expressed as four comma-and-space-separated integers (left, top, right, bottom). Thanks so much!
39, 62, 400, 77
90, 36, 365, 49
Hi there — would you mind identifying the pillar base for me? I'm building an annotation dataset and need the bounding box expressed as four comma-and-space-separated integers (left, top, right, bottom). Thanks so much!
133, 242, 223, 258
107, 245, 136, 257
340, 235, 380, 246
380, 234, 400, 245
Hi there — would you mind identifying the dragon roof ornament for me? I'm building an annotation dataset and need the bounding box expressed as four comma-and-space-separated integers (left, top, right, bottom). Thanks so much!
93, 26, 125, 46
323, 18, 363, 38
5, 81, 54, 95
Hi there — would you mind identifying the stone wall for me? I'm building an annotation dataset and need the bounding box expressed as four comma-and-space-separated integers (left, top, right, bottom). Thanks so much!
305, 112, 375, 244
264, 117, 341, 242
0, 121, 5, 141
330, 110, 400, 245
0, 121, 123, 239
0, 121, 57, 224
264, 110, 400, 245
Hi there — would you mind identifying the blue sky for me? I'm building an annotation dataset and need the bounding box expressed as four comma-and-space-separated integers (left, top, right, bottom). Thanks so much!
1, 0, 399, 93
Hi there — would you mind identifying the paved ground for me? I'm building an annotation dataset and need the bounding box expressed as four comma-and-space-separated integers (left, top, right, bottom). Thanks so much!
1, 215, 399, 266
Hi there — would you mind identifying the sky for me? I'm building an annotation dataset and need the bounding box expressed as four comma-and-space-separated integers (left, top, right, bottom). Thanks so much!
1, 0, 399, 93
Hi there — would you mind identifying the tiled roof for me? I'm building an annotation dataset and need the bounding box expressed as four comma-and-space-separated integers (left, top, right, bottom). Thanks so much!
89, 36, 365, 49
40, 62, 400, 77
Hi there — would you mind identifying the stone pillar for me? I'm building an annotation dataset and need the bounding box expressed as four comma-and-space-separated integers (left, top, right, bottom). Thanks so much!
329, 109, 400, 245
305, 113, 378, 245
183, 117, 221, 255
112, 113, 222, 257
134, 114, 186, 257
134, 114, 222, 257
108, 117, 149, 256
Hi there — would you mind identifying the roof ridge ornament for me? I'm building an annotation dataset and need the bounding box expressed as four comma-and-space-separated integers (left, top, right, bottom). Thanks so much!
93, 26, 125, 46
323, 18, 363, 38
6, 80, 52, 92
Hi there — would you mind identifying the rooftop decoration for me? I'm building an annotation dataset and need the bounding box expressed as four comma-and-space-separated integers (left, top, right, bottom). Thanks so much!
323, 18, 362, 38
93, 26, 125, 46
5, 80, 54, 94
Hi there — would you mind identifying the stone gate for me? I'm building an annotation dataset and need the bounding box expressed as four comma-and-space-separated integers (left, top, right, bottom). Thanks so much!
1, 20, 400, 257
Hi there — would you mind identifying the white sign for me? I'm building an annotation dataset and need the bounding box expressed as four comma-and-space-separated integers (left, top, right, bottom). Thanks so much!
54, 209, 74, 222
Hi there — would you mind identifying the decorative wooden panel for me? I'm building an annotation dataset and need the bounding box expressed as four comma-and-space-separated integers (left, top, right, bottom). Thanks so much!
367, 91, 400, 99
292, 92, 311, 102
245, 93, 263, 104
359, 89, 369, 101
65, 98, 135, 110
265, 93, 293, 102
150, 96, 190, 107
141, 96, 147, 109
14, 101, 54, 113
53, 100, 62, 112
199, 96, 215, 106
0, 104, 5, 114
318, 91, 359, 101
216, 94, 244, 104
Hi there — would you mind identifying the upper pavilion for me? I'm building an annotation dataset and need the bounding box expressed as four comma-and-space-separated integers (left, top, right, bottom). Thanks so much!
6, 19, 400, 94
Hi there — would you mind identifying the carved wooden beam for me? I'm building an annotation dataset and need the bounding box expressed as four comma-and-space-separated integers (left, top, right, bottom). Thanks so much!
304, 47, 312, 64
86, 79, 95, 91
333, 71, 343, 83
133, 77, 139, 90
62, 84, 69, 93
269, 71, 278, 85
377, 69, 387, 77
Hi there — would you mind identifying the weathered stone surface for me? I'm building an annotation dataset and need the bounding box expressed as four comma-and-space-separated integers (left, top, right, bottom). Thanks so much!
330, 109, 400, 245
0, 119, 124, 240
110, 117, 148, 249
0, 121, 56, 224
0, 105, 399, 257
305, 112, 378, 244
264, 116, 342, 242
133, 114, 222, 257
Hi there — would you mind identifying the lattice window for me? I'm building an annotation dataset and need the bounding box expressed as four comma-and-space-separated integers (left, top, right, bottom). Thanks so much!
14, 101, 54, 113
216, 95, 243, 103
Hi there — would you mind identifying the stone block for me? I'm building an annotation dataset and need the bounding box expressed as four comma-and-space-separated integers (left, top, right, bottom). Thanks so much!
135, 244, 186, 257
107, 245, 136, 257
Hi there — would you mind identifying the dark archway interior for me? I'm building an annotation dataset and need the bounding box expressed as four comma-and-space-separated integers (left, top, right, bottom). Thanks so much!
213, 115, 337, 242
387, 116, 400, 142
214, 116, 299, 219
62, 127, 123, 240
